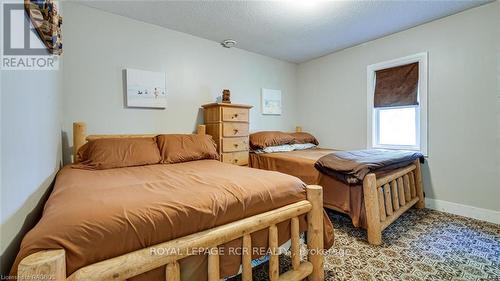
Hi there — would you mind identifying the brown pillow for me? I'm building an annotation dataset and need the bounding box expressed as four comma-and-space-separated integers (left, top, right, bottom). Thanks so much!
249, 131, 294, 149
76, 142, 90, 163
75, 138, 161, 170
157, 134, 219, 164
291, 132, 319, 145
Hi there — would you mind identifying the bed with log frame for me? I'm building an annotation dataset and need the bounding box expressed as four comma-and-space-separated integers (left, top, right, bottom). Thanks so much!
250, 126, 425, 245
362, 160, 424, 245
16, 122, 327, 281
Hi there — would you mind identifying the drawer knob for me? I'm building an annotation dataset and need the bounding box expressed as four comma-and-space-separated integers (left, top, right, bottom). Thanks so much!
233, 114, 239, 118
233, 129, 239, 134
234, 144, 239, 147
234, 159, 238, 163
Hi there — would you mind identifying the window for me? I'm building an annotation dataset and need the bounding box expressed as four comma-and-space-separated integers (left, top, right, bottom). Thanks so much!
367, 53, 428, 155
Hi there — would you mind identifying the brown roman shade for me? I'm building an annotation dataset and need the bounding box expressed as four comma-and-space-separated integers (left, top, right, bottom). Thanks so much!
374, 62, 419, 108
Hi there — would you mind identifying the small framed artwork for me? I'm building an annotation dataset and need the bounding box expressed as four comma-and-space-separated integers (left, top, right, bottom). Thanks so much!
261, 88, 282, 115
126, 68, 167, 108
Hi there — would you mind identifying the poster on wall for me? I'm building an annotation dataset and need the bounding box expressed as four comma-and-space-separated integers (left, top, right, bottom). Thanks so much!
261, 88, 282, 115
126, 68, 167, 108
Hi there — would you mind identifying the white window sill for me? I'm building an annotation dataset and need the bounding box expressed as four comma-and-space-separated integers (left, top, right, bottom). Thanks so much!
371, 145, 427, 157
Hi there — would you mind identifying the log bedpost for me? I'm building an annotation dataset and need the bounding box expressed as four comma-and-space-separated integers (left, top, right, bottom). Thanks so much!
414, 159, 425, 209
242, 234, 252, 281
73, 122, 87, 163
295, 126, 303, 133
207, 247, 220, 281
165, 261, 180, 281
18, 249, 66, 281
290, 217, 301, 270
268, 225, 279, 281
197, 124, 206, 135
363, 174, 382, 245
306, 185, 324, 281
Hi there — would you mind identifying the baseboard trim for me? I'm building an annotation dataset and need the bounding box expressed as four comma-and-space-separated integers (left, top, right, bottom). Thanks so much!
425, 198, 500, 224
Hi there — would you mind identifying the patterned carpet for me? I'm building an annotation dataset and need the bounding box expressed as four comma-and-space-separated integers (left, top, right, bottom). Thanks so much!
233, 208, 500, 281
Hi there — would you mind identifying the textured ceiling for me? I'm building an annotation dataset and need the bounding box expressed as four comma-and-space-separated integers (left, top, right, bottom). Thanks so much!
80, 0, 490, 63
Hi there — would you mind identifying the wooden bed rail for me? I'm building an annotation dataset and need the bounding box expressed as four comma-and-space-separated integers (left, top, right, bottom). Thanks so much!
19, 186, 325, 281
18, 249, 66, 280
72, 122, 206, 163
363, 159, 425, 245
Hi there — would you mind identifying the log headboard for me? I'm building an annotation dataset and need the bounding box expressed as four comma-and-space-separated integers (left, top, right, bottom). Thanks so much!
72, 122, 206, 163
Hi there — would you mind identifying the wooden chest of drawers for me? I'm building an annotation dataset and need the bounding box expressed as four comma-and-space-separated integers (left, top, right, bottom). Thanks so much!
202, 103, 252, 166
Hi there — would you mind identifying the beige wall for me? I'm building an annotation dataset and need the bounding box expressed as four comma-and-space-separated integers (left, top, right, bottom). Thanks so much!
297, 2, 500, 211
61, 3, 298, 163
2, 3, 498, 274
0, 44, 63, 274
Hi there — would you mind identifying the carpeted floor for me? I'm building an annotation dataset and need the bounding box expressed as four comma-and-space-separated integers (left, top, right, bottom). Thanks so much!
233, 208, 500, 281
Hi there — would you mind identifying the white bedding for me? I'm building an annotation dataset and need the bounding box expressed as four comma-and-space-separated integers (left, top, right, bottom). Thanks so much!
253, 143, 317, 153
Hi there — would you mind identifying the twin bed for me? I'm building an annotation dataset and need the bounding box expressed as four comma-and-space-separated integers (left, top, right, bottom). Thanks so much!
13, 122, 334, 281
249, 127, 425, 246
13, 122, 425, 281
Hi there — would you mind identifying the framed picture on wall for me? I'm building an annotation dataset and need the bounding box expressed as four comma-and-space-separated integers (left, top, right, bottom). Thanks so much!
261, 88, 282, 115
125, 68, 167, 108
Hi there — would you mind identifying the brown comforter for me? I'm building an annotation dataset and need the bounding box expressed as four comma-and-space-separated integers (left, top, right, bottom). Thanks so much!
11, 160, 334, 280
249, 149, 368, 227
249, 149, 420, 228
315, 149, 424, 184
250, 149, 335, 184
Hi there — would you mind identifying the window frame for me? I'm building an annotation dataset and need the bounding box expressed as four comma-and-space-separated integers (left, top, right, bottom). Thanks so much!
367, 52, 428, 155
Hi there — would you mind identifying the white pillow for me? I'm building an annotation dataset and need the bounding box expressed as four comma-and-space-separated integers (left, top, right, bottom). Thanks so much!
255, 143, 317, 153
262, 144, 295, 153
291, 143, 317, 150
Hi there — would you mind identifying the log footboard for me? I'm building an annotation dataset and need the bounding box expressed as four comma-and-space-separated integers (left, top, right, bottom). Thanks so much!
363, 159, 425, 245
18, 185, 325, 281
